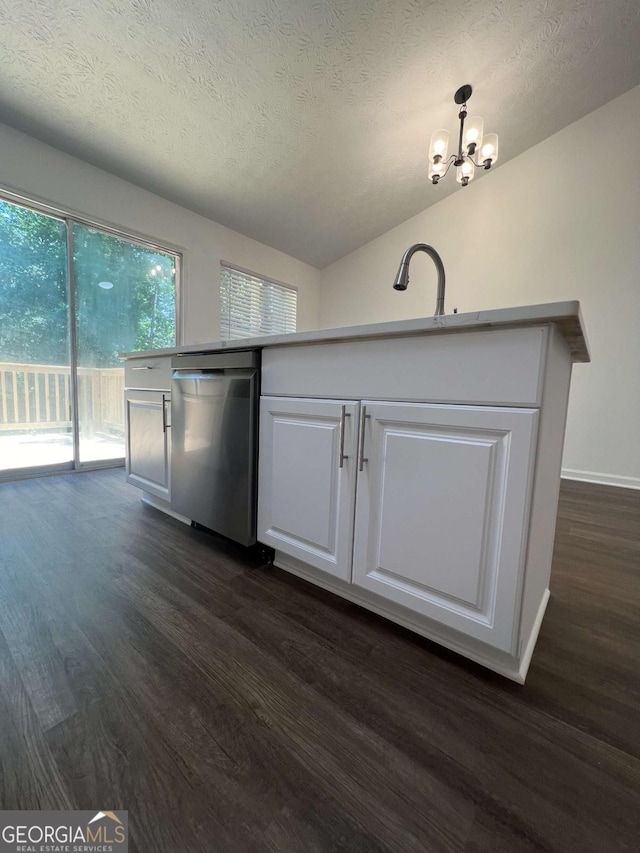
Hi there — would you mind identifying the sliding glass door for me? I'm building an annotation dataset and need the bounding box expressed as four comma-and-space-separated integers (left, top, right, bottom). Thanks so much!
0, 194, 179, 478
0, 201, 73, 473
73, 224, 176, 465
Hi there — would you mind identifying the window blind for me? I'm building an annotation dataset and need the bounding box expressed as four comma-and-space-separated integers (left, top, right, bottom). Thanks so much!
220, 264, 297, 340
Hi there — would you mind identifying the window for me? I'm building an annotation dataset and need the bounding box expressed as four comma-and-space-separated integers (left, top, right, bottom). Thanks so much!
220, 264, 297, 340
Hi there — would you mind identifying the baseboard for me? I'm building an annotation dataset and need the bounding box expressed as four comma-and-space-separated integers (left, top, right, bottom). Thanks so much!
561, 468, 640, 490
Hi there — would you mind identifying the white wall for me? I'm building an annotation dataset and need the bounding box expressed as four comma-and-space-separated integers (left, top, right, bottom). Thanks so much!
319, 86, 640, 489
0, 121, 321, 344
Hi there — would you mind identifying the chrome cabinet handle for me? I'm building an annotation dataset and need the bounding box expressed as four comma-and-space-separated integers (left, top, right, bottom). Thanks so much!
162, 394, 171, 433
132, 365, 153, 370
338, 405, 350, 468
358, 405, 370, 472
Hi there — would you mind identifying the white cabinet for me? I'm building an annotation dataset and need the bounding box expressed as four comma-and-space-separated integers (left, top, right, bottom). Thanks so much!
352, 402, 537, 654
258, 397, 358, 580
258, 397, 537, 653
124, 390, 171, 500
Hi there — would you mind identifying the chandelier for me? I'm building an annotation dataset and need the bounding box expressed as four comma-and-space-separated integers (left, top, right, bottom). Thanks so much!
428, 84, 499, 187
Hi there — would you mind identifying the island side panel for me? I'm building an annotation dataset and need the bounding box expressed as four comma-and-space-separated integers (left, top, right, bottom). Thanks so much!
518, 324, 574, 668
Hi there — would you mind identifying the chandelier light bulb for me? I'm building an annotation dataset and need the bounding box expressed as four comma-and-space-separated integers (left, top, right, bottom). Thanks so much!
464, 116, 484, 154
456, 159, 475, 185
428, 129, 450, 163
428, 159, 445, 181
480, 133, 499, 167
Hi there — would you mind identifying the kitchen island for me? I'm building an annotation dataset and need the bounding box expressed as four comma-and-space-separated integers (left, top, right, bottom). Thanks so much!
123, 301, 589, 682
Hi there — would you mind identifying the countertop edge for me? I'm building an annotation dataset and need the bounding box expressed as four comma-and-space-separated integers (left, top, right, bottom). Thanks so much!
121, 300, 590, 364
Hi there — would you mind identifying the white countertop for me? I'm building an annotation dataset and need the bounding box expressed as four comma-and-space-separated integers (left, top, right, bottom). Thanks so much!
122, 300, 590, 363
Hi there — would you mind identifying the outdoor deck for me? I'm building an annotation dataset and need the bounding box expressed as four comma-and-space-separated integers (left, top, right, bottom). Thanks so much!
0, 361, 124, 471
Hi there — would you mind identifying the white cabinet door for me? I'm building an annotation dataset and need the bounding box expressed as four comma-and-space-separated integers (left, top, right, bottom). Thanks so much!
258, 397, 359, 580
125, 390, 171, 500
352, 402, 538, 653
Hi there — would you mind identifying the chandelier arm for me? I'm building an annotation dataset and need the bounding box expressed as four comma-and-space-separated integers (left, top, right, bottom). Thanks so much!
440, 155, 457, 180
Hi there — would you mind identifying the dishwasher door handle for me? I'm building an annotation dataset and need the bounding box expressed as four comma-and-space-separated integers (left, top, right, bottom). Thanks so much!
171, 351, 259, 371
172, 369, 225, 381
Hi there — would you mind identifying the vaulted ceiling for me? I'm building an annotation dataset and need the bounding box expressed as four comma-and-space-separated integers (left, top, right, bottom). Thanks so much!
0, 1, 638, 267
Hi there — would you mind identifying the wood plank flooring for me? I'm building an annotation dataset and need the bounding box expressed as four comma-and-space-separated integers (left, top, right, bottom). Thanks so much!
0, 470, 638, 852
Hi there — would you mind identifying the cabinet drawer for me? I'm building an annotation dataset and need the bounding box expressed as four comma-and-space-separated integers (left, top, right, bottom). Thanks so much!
262, 326, 548, 406
125, 356, 172, 390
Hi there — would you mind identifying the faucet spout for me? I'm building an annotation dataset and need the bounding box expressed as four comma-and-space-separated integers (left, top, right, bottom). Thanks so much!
393, 243, 446, 316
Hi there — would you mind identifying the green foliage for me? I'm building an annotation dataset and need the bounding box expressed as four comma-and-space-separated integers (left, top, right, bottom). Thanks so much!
0, 202, 68, 364
74, 224, 176, 367
0, 200, 176, 368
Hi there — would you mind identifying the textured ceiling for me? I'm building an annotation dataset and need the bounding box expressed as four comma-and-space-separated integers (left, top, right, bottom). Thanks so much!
0, 1, 638, 267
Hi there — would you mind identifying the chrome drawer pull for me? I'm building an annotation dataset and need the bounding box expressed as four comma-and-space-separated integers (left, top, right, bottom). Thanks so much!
338, 405, 350, 468
358, 406, 370, 472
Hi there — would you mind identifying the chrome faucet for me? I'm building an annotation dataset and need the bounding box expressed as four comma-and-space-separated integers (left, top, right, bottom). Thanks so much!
393, 243, 446, 316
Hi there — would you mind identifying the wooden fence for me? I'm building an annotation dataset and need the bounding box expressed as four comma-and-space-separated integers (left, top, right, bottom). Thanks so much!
0, 362, 125, 434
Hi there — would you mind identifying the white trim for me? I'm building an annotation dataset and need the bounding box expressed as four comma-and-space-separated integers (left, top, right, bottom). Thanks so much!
562, 468, 640, 490
517, 588, 550, 682
140, 492, 191, 524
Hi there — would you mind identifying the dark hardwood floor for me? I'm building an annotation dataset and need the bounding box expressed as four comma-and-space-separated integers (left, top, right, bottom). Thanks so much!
0, 470, 638, 852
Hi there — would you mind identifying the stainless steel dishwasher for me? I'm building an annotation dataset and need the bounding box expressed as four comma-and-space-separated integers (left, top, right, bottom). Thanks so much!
170, 350, 260, 546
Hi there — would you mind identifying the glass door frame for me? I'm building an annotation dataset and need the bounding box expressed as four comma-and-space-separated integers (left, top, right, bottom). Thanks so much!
0, 187, 183, 480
